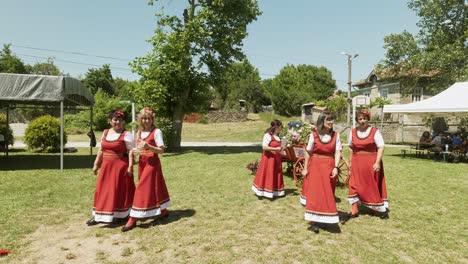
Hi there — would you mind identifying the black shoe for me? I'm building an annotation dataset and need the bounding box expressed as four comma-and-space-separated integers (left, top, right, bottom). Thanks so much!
349, 212, 359, 218
311, 224, 319, 233
86, 217, 98, 226
379, 211, 389, 219
121, 223, 136, 232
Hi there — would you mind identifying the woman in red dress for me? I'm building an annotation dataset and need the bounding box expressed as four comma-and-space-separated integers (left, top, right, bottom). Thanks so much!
122, 107, 171, 232
87, 110, 135, 225
301, 111, 342, 233
347, 110, 388, 218
252, 120, 285, 199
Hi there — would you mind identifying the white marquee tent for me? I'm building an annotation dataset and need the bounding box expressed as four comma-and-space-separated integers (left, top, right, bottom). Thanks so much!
383, 81, 468, 116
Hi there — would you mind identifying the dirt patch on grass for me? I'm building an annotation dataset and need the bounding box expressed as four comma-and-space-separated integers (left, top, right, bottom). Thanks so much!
11, 219, 148, 264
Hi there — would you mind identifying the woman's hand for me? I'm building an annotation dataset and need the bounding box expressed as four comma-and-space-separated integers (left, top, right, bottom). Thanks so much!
92, 165, 99, 175
301, 168, 308, 177
138, 141, 148, 150
331, 167, 338, 178
373, 162, 380, 172
127, 166, 134, 176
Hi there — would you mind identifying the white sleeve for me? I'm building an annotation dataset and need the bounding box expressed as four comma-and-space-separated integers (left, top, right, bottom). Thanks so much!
124, 131, 135, 150
306, 134, 314, 151
155, 129, 165, 147
347, 130, 352, 146
335, 133, 342, 150
262, 133, 272, 147
374, 130, 385, 147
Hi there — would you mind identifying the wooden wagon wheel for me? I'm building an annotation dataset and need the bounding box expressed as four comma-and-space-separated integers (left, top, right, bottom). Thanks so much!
293, 157, 306, 187
336, 157, 350, 187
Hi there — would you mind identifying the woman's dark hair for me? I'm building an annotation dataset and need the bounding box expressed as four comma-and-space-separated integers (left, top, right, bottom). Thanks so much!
422, 131, 430, 138
108, 109, 125, 120
316, 110, 335, 135
266, 119, 282, 134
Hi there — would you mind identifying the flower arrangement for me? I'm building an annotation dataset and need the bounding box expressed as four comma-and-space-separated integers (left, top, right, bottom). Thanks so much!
280, 121, 312, 146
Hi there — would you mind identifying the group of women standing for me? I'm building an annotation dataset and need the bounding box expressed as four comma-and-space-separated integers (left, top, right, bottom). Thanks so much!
252, 110, 388, 233
87, 108, 171, 232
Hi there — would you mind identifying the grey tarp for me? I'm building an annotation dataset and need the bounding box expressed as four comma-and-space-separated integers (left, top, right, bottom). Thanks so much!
0, 73, 95, 170
0, 73, 94, 105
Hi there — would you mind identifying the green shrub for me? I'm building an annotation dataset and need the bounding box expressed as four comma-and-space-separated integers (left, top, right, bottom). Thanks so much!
24, 115, 67, 152
0, 113, 14, 146
65, 110, 92, 134
197, 114, 208, 124
155, 117, 176, 152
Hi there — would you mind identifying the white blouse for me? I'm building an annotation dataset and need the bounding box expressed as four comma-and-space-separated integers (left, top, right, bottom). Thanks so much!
347, 127, 384, 148
100, 130, 135, 150
306, 132, 342, 152
262, 133, 281, 147
140, 129, 165, 147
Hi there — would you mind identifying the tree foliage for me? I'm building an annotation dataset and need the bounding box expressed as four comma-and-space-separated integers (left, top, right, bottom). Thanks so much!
378, 0, 467, 95
216, 59, 269, 112
27, 57, 62, 76
268, 64, 336, 116
0, 44, 27, 74
82, 64, 115, 95
132, 0, 261, 148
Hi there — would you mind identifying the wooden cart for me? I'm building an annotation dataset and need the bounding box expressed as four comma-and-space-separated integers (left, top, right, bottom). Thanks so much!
281, 144, 350, 187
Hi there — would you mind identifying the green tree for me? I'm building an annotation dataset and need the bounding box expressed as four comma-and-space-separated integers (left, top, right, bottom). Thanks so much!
28, 57, 61, 75
217, 59, 269, 112
114, 78, 138, 102
0, 44, 27, 74
131, 0, 261, 148
82, 64, 115, 95
269, 64, 336, 116
325, 94, 348, 121
379, 0, 467, 95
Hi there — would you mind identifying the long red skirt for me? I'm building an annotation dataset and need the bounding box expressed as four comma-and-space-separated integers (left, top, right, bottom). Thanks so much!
252, 151, 284, 198
130, 154, 171, 218
304, 156, 339, 223
93, 157, 135, 222
348, 152, 388, 212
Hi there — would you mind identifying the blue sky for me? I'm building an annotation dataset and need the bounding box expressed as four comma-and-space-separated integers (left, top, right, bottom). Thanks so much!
0, 0, 419, 91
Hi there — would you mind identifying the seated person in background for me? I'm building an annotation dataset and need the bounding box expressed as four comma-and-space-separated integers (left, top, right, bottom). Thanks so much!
430, 132, 445, 153
432, 132, 445, 146
459, 139, 468, 154
451, 134, 463, 149
419, 131, 432, 149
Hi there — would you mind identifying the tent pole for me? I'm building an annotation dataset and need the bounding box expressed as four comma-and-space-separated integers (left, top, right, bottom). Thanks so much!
6, 106, 9, 157
380, 108, 384, 130
60, 101, 64, 171
90, 107, 93, 156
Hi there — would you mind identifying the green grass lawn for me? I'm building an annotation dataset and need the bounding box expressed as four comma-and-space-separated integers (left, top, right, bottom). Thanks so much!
0, 147, 466, 263
66, 113, 302, 143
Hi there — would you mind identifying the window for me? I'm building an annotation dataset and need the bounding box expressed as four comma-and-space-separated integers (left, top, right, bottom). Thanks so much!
363, 92, 370, 97
380, 88, 388, 99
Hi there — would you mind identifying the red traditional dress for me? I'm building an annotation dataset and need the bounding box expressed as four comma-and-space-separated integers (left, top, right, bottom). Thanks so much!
93, 129, 135, 223
304, 131, 341, 224
348, 127, 388, 212
130, 128, 171, 218
252, 133, 285, 198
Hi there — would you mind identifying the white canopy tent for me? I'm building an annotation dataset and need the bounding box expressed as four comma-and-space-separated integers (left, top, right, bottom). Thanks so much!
383, 81, 468, 116
381, 81, 468, 142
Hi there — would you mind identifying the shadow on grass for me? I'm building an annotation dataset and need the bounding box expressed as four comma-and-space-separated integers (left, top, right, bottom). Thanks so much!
141, 209, 196, 228
165, 146, 261, 156
0, 154, 95, 170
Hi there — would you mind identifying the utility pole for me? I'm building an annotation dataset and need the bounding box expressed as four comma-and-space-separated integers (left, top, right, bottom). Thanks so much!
342, 52, 359, 127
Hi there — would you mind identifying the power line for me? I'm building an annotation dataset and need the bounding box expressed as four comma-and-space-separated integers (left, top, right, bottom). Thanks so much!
11, 44, 132, 62
15, 53, 133, 72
